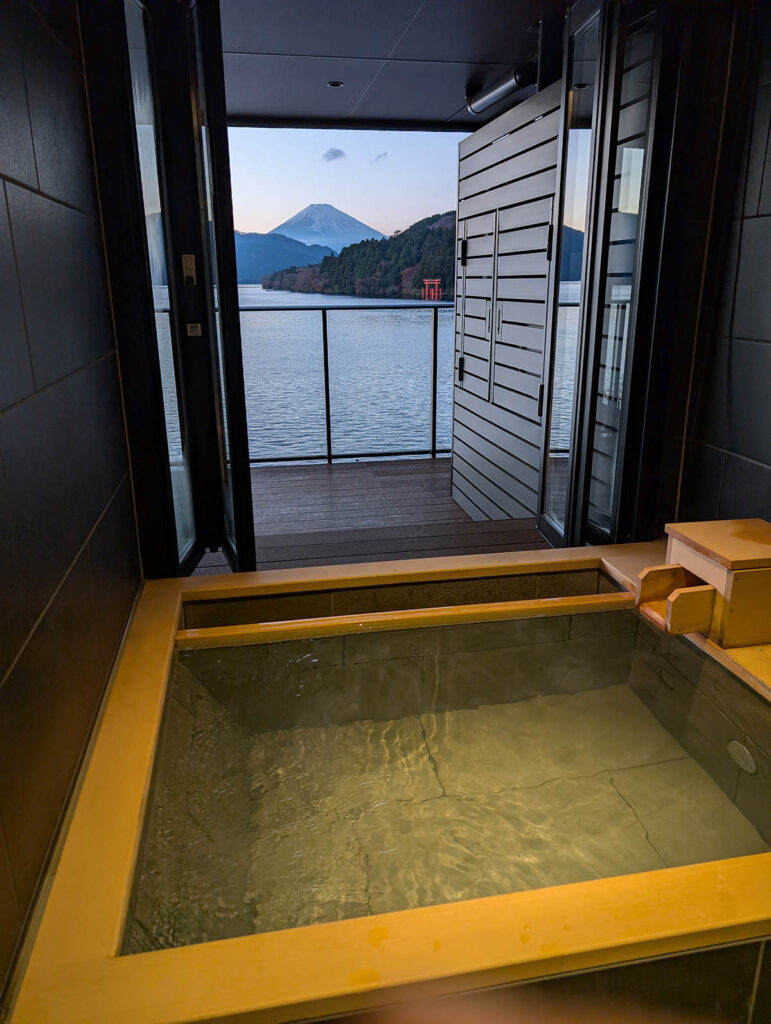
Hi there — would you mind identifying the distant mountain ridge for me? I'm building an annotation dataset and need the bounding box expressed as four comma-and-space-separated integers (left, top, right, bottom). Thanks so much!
263, 211, 455, 300
234, 231, 333, 284
269, 202, 385, 254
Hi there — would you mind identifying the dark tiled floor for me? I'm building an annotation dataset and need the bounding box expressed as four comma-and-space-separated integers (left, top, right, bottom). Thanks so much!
195, 458, 546, 573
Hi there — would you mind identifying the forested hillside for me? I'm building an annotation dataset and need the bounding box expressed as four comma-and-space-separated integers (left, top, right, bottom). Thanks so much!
234, 231, 333, 283
262, 211, 455, 299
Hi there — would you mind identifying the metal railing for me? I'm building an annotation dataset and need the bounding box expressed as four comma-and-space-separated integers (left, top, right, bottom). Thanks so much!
238, 302, 454, 464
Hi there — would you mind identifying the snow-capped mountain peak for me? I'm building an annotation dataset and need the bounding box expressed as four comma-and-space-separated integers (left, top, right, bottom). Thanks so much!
268, 203, 385, 253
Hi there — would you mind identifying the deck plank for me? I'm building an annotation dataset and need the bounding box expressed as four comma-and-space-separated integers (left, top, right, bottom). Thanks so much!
193, 459, 548, 574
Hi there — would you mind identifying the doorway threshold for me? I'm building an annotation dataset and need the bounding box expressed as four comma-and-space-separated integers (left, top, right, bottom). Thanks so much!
195, 459, 547, 574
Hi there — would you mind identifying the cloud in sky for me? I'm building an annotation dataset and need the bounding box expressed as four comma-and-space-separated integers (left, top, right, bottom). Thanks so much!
322, 147, 346, 162
373, 151, 388, 162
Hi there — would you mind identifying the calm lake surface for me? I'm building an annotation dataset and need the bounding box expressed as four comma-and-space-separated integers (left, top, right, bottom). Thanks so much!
155, 284, 577, 464
238, 285, 454, 460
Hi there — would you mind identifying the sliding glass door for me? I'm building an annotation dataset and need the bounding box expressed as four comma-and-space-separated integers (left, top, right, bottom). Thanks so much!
118, 0, 255, 574
539, 0, 661, 547
540, 9, 601, 544
580, 9, 656, 543
190, 0, 256, 571
124, 0, 198, 567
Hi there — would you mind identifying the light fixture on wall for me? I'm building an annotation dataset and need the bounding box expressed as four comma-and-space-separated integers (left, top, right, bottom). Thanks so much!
466, 62, 537, 115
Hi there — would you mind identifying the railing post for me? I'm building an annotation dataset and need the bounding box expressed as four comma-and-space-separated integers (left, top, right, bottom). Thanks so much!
321, 308, 333, 463
431, 305, 438, 458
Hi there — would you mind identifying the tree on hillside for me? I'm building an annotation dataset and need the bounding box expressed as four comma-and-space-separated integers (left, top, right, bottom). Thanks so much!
263, 212, 456, 299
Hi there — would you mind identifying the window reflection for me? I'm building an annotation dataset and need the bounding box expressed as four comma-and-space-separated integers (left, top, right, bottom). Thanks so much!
542, 14, 599, 536
586, 18, 654, 535
124, 0, 196, 560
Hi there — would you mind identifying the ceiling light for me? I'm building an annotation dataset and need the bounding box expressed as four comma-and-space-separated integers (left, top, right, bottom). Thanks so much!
326, 80, 344, 88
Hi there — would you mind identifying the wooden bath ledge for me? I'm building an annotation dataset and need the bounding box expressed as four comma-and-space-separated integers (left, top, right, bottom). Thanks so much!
7, 537, 771, 1024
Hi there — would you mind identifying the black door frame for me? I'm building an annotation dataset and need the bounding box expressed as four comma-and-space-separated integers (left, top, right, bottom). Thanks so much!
80, 0, 200, 577
190, 0, 256, 572
536, 0, 607, 549
80, 0, 255, 576
573, 0, 666, 548
538, 0, 682, 549
147, 0, 225, 557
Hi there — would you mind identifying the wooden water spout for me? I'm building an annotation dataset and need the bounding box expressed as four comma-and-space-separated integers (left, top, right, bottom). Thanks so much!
636, 519, 771, 647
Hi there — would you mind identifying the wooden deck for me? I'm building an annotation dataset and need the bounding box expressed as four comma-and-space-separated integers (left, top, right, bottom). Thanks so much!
195, 458, 546, 574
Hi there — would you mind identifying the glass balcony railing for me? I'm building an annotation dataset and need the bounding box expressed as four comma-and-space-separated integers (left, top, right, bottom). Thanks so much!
238, 303, 455, 464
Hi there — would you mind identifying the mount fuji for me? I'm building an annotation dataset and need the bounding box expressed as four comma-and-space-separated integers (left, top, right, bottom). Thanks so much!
268, 203, 385, 253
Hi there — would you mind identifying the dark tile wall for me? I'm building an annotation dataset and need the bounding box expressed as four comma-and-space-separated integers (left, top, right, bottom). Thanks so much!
0, 0, 140, 1000
680, 7, 771, 522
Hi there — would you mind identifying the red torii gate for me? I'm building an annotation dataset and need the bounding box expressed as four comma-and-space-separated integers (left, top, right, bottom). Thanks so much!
422, 278, 443, 301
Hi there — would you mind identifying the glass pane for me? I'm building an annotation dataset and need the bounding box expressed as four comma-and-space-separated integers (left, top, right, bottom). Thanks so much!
328, 308, 434, 456
542, 14, 600, 536
124, 0, 195, 561
436, 307, 454, 451
200, 121, 235, 538
123, 608, 770, 952
194, 6, 238, 547
241, 309, 327, 460
586, 17, 655, 534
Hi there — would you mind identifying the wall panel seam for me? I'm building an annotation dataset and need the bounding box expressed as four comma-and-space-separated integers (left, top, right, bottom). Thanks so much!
0, 472, 129, 692
0, 181, 37, 391
0, 350, 117, 419
0, 174, 99, 220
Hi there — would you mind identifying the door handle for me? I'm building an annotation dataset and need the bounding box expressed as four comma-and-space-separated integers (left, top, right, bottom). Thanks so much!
496, 305, 502, 336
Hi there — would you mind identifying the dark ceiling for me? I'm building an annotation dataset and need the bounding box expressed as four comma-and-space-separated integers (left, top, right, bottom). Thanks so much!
221, 0, 568, 130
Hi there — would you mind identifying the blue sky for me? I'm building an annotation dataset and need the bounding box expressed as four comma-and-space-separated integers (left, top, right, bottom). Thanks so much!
227, 127, 467, 236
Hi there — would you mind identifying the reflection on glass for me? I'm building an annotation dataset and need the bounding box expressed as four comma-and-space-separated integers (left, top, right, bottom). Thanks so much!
194, 15, 237, 546
124, 0, 195, 561
586, 18, 654, 534
542, 14, 599, 536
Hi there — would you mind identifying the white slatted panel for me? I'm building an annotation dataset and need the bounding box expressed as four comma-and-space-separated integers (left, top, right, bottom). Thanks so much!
452, 81, 561, 522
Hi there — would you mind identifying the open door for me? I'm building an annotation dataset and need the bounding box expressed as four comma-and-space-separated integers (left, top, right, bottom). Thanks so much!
452, 81, 562, 522
190, 0, 256, 571
538, 3, 602, 546
539, 0, 662, 547
108, 0, 255, 575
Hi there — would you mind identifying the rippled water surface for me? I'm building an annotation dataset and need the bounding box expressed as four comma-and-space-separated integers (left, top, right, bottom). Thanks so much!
124, 615, 770, 952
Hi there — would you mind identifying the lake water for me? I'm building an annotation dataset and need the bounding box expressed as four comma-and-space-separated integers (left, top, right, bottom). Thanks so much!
155, 284, 578, 465
238, 285, 454, 460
